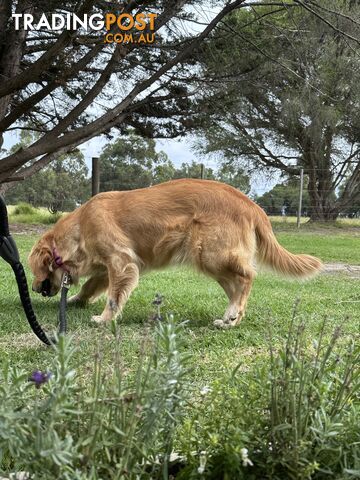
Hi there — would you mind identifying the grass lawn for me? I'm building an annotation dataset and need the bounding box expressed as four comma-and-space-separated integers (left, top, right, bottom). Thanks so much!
1, 222, 359, 478
0, 228, 359, 385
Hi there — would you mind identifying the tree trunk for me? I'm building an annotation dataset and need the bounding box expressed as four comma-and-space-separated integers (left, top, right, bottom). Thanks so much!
308, 178, 340, 222
0, 0, 29, 148
307, 170, 338, 221
302, 125, 340, 222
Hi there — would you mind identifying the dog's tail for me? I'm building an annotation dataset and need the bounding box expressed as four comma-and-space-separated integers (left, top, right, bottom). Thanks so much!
254, 209, 322, 278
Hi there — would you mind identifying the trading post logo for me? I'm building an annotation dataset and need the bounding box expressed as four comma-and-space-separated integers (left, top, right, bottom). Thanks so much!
12, 12, 158, 44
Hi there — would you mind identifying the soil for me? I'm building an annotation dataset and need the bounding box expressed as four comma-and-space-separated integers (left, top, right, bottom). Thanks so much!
322, 263, 360, 279
9, 222, 48, 235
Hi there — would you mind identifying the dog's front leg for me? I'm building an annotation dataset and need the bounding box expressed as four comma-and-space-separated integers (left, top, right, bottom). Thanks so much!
92, 261, 139, 323
69, 273, 109, 306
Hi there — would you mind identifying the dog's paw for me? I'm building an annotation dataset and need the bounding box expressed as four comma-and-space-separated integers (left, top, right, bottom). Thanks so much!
91, 315, 106, 324
213, 319, 231, 329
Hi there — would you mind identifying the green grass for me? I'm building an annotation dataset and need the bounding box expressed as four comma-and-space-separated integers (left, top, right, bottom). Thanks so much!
0, 229, 359, 478
8, 204, 62, 224
0, 232, 359, 386
270, 215, 360, 230
277, 232, 360, 264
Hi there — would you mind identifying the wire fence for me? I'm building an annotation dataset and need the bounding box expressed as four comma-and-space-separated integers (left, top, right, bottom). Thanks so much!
96, 164, 360, 220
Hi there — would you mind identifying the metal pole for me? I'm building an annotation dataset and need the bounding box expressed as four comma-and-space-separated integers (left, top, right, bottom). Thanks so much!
92, 157, 100, 196
200, 163, 205, 179
297, 168, 304, 228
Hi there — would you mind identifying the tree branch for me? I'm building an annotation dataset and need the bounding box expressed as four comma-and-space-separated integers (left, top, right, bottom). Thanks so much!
0, 0, 96, 98
294, 0, 360, 46
0, 0, 248, 183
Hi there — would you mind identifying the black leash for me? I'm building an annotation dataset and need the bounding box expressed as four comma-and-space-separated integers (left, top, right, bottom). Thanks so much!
0, 196, 68, 346
59, 272, 71, 335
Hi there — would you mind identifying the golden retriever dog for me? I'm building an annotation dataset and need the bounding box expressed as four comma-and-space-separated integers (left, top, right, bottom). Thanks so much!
28, 179, 322, 328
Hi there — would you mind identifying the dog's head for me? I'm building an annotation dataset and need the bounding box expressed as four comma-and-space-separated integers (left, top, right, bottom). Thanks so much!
28, 233, 64, 297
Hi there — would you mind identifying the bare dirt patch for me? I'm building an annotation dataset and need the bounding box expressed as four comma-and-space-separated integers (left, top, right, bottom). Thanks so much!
323, 263, 360, 279
10, 223, 47, 235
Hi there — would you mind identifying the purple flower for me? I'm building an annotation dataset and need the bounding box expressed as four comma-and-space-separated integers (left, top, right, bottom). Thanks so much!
152, 293, 163, 306
29, 370, 52, 389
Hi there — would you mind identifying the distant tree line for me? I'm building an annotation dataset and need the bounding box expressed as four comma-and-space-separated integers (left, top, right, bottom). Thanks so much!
5, 133, 250, 211
6, 131, 359, 218
98, 134, 250, 194
255, 178, 360, 218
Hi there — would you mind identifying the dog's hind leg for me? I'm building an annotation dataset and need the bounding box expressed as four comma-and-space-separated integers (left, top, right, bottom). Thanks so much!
216, 268, 254, 328
190, 219, 256, 329
203, 251, 255, 329
92, 260, 139, 323
214, 265, 254, 329
68, 273, 109, 306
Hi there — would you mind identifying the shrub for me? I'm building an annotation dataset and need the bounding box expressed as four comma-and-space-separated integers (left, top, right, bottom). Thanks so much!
0, 317, 190, 479
177, 309, 360, 479
0, 306, 358, 479
42, 212, 63, 224
9, 206, 62, 225
13, 202, 36, 216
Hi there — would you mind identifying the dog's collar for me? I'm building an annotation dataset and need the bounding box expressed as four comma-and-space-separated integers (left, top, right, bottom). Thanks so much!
52, 247, 70, 273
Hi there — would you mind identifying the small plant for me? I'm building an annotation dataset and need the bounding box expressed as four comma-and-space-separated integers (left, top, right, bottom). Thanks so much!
0, 316, 191, 479
151, 293, 164, 321
42, 211, 62, 224
264, 310, 360, 479
13, 202, 35, 216
177, 307, 360, 480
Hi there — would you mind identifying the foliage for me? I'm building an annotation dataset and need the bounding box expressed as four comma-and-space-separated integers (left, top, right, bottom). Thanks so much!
13, 202, 36, 216
100, 134, 250, 192
172, 161, 250, 192
255, 178, 311, 216
5, 131, 90, 211
0, 305, 359, 479
216, 162, 250, 193
0, 316, 190, 479
1, 0, 351, 192
196, 1, 360, 221
0, 1, 264, 188
9, 205, 62, 225
172, 160, 215, 181
99, 133, 172, 191
177, 311, 360, 479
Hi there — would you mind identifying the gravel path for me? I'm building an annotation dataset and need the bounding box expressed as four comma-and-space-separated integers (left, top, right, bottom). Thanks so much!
9, 223, 47, 235
322, 263, 360, 279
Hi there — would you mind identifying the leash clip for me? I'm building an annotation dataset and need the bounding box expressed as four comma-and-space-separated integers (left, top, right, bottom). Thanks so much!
61, 272, 71, 289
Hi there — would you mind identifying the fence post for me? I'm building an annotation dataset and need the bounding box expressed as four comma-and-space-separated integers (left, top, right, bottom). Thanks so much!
297, 168, 304, 228
200, 163, 205, 179
92, 157, 100, 196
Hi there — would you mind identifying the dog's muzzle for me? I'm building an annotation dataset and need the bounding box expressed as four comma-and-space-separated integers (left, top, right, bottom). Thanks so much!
40, 278, 51, 297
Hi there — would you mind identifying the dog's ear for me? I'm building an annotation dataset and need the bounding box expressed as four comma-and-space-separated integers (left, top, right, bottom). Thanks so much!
40, 247, 52, 269
28, 236, 53, 281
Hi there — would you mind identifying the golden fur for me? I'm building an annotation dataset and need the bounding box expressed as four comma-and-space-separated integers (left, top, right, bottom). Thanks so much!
28, 179, 322, 328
